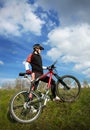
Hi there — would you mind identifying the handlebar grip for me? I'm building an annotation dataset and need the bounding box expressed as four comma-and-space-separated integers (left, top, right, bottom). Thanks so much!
19, 72, 26, 76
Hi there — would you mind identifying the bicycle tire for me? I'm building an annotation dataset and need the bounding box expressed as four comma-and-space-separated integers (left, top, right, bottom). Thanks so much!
56, 75, 81, 102
10, 90, 42, 123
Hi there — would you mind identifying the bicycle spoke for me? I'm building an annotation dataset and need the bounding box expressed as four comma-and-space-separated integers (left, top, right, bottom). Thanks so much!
56, 75, 81, 102
10, 90, 42, 123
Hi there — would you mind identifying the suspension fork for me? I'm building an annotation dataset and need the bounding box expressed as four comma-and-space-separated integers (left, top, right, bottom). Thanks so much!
54, 73, 70, 90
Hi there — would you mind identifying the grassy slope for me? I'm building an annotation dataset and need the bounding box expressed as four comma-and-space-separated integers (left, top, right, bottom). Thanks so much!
0, 88, 90, 130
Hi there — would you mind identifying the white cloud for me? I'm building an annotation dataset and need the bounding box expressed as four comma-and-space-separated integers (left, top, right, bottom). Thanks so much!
0, 78, 15, 83
47, 47, 62, 60
0, 0, 44, 36
46, 23, 90, 77
0, 78, 16, 88
0, 61, 4, 65
82, 68, 90, 78
22, 60, 26, 65
36, 0, 90, 26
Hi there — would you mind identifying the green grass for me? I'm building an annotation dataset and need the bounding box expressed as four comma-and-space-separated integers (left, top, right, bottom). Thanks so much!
0, 88, 90, 130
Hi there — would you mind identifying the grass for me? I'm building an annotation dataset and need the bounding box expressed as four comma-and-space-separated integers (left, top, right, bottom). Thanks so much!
0, 88, 90, 130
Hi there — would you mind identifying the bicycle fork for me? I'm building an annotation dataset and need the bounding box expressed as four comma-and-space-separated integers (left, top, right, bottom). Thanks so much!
54, 73, 70, 90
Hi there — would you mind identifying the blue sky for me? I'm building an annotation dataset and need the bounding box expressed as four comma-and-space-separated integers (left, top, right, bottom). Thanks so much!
0, 0, 90, 87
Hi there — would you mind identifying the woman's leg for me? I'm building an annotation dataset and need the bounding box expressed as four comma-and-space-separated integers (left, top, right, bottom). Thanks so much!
41, 76, 56, 98
29, 73, 41, 99
51, 81, 56, 98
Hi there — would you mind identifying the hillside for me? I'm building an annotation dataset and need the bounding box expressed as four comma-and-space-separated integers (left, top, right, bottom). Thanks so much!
0, 88, 90, 130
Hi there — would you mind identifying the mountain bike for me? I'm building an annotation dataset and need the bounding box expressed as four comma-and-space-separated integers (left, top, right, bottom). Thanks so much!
9, 61, 81, 123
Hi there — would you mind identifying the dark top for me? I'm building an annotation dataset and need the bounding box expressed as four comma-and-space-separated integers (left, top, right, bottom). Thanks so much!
26, 53, 43, 74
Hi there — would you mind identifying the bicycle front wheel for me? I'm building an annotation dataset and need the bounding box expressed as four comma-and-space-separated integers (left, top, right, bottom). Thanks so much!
56, 75, 81, 102
10, 90, 42, 123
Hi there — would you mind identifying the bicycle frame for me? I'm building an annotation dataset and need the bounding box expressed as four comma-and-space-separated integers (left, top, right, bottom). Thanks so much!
10, 61, 81, 124
33, 69, 70, 91
38, 71, 54, 89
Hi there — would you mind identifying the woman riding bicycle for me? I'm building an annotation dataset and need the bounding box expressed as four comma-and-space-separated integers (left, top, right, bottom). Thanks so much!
25, 43, 60, 101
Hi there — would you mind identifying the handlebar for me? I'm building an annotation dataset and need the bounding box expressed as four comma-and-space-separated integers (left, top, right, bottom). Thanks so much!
47, 60, 57, 70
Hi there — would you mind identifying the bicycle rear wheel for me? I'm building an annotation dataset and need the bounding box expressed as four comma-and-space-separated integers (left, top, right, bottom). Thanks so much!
56, 75, 81, 102
10, 90, 42, 123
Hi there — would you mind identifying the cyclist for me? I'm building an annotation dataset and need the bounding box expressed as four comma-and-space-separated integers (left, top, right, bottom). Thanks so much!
25, 43, 60, 101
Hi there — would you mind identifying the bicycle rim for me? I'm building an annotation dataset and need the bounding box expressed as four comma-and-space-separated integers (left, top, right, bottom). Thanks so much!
10, 90, 42, 123
56, 75, 81, 102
